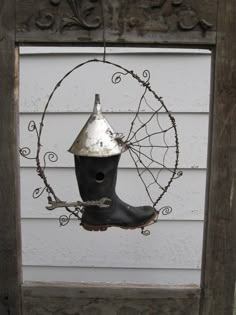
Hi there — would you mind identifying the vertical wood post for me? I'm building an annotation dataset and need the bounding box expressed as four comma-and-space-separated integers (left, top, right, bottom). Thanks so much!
200, 1, 236, 314
0, 0, 22, 314
234, 284, 236, 315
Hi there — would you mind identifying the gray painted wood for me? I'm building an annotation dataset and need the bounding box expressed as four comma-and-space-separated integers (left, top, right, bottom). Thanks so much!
16, 30, 217, 46
23, 282, 200, 315
200, 0, 236, 314
16, 0, 217, 46
0, 0, 23, 314
234, 284, 236, 315
0, 0, 233, 313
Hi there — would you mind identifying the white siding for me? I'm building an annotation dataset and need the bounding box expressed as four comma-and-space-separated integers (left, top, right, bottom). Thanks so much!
20, 48, 211, 285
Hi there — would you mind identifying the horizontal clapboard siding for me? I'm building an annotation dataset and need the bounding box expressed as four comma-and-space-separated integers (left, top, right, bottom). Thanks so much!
20, 48, 210, 285
23, 267, 201, 285
20, 113, 208, 169
20, 50, 211, 113
21, 168, 206, 221
22, 220, 203, 269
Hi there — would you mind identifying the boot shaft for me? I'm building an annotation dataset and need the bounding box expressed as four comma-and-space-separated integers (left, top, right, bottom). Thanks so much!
74, 155, 120, 201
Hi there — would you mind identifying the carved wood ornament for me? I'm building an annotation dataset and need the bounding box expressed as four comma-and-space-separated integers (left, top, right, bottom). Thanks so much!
17, 0, 214, 37
18, 0, 102, 32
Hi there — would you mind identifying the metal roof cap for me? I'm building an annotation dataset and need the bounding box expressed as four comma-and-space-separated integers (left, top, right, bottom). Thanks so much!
68, 94, 124, 157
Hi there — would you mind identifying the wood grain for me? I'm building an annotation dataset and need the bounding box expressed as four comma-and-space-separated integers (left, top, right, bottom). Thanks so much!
16, 0, 217, 46
234, 284, 236, 315
0, 1, 22, 314
200, 0, 236, 314
0, 0, 233, 314
23, 282, 200, 315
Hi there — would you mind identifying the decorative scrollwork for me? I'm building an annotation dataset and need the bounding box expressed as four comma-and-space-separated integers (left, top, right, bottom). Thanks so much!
20, 120, 39, 160
127, 0, 213, 33
62, 0, 102, 30
141, 228, 151, 236
160, 206, 173, 216
111, 71, 129, 84
43, 151, 58, 169
19, 147, 35, 160
17, 0, 214, 37
19, 0, 102, 32
178, 8, 199, 31
35, 10, 55, 30
59, 207, 82, 226
177, 7, 212, 31
142, 69, 150, 83
59, 214, 71, 226
174, 170, 183, 179
28, 120, 39, 139
199, 19, 213, 31
140, 216, 159, 236
28, 120, 38, 132
33, 187, 47, 199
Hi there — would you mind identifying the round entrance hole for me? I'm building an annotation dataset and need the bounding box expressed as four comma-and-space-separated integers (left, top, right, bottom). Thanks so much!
96, 172, 105, 183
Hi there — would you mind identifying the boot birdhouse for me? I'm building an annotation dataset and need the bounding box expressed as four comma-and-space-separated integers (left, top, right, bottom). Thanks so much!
68, 94, 157, 231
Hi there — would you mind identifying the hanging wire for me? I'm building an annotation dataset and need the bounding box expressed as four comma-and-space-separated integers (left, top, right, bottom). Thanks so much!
101, 0, 107, 62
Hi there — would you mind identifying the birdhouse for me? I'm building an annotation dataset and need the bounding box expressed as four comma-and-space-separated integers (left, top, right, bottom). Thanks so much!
69, 94, 157, 231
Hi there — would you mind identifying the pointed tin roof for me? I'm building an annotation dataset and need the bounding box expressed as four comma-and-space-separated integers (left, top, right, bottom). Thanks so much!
68, 94, 125, 157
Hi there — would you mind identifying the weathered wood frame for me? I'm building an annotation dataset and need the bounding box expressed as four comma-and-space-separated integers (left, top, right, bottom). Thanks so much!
0, 0, 235, 314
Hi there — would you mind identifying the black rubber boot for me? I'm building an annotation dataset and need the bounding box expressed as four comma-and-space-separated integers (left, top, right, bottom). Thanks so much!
74, 155, 157, 231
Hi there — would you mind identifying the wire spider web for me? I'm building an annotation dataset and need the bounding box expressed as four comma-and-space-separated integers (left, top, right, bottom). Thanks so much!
112, 68, 183, 211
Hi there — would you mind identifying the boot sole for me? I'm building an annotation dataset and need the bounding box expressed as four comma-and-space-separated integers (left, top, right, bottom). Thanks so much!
81, 212, 158, 232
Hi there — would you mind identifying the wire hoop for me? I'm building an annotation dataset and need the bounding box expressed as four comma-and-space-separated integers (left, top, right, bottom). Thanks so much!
20, 58, 182, 234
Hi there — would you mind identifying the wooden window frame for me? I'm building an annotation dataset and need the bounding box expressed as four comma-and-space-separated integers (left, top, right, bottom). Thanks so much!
0, 1, 235, 314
